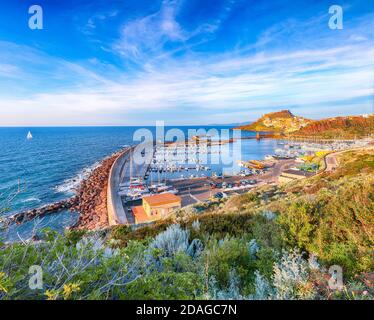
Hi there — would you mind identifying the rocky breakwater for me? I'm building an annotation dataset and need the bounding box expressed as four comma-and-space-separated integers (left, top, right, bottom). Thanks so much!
3, 148, 128, 231
4, 198, 78, 226
69, 149, 126, 230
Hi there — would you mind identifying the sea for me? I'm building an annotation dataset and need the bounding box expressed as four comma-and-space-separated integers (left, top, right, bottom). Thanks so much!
0, 126, 278, 241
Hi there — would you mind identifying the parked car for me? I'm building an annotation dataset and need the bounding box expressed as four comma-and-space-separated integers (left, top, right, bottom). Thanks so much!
214, 192, 228, 199
214, 192, 224, 199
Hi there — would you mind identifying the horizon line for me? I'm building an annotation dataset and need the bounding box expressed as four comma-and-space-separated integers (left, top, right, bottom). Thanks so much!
0, 110, 372, 128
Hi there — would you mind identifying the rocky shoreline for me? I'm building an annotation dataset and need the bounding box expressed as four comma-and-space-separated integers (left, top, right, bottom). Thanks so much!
69, 150, 125, 230
4, 149, 127, 231
4, 198, 78, 226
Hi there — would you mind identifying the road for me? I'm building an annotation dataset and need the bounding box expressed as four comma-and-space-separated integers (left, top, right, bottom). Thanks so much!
107, 148, 132, 226
325, 153, 339, 172
320, 145, 374, 174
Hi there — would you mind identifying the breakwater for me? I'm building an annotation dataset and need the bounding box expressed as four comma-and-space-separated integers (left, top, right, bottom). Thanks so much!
70, 149, 125, 230
4, 198, 78, 226
3, 148, 128, 231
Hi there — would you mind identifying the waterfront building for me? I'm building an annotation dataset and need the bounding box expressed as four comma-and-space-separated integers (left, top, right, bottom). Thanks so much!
132, 193, 182, 224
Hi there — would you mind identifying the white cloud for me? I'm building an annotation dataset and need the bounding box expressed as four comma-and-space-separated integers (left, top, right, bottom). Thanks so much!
114, 0, 187, 62
0, 9, 373, 125
1, 39, 373, 126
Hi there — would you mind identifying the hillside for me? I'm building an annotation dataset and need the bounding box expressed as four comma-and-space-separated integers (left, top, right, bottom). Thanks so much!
237, 110, 312, 133
291, 114, 374, 139
1, 148, 373, 300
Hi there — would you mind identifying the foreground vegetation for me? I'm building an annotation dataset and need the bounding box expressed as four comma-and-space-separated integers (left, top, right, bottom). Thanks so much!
0, 149, 373, 300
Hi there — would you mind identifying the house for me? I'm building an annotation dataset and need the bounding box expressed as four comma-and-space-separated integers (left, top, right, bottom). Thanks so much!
132, 193, 182, 224
278, 169, 315, 184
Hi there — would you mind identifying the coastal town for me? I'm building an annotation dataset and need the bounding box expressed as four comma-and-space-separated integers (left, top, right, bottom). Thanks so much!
2, 0, 374, 303
1, 113, 373, 301
105, 132, 373, 228
4, 111, 373, 234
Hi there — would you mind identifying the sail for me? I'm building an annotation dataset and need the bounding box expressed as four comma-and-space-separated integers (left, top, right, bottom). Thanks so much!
27, 131, 33, 140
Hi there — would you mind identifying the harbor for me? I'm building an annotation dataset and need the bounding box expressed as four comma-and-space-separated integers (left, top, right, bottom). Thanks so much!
3, 133, 372, 235
108, 136, 372, 226
109, 134, 374, 226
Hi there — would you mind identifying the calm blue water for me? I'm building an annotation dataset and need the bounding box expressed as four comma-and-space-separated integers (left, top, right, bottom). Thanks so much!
0, 126, 277, 241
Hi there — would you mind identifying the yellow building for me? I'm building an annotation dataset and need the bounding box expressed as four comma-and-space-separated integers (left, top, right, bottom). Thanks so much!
132, 193, 182, 224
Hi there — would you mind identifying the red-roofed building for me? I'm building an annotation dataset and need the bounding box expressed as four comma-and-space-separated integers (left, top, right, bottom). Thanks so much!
132, 193, 182, 224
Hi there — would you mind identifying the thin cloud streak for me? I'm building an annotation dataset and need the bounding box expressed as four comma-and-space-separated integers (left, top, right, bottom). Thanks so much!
0, 41, 373, 125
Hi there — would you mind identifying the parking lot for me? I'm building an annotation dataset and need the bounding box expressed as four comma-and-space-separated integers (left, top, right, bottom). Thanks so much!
167, 159, 295, 206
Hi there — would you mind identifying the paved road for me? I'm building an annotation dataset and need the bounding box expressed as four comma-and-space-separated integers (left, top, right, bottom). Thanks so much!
325, 154, 339, 172
325, 154, 338, 171
320, 145, 373, 174
108, 148, 132, 225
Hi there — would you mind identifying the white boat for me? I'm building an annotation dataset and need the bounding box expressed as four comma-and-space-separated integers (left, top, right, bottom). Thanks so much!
27, 131, 33, 140
160, 188, 178, 195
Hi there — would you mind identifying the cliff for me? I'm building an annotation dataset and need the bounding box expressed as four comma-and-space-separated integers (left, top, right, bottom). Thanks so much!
291, 114, 374, 139
236, 109, 312, 133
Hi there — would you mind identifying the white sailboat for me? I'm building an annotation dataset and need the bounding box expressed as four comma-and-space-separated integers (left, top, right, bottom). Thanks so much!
27, 131, 33, 140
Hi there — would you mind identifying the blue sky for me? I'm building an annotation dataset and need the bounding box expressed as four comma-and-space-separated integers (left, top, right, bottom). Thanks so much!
0, 0, 373, 126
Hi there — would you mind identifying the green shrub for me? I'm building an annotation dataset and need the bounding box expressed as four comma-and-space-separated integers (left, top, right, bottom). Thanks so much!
109, 219, 173, 246
124, 271, 204, 300
185, 212, 255, 240
278, 201, 320, 250
203, 237, 255, 290
251, 214, 283, 250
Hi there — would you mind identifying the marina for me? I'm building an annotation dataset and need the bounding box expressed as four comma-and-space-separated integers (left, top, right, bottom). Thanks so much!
2, 127, 372, 239
109, 136, 373, 226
